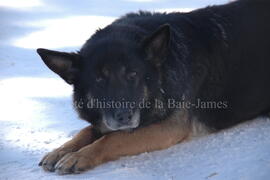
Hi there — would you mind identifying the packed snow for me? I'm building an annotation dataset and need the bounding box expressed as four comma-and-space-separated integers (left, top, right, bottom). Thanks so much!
1, 0, 270, 179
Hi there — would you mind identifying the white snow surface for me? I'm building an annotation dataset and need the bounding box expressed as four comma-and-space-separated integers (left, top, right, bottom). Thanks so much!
1, 0, 270, 179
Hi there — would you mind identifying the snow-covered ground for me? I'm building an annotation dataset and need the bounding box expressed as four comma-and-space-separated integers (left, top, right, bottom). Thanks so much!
1, 0, 270, 179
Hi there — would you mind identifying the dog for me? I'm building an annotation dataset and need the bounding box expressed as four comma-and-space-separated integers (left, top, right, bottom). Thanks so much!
37, 0, 270, 174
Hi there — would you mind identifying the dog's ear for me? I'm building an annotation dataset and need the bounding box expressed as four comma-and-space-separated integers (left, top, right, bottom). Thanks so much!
143, 24, 171, 66
37, 48, 81, 84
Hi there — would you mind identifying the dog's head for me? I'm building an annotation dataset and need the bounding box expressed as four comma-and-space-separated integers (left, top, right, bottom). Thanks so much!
37, 24, 170, 133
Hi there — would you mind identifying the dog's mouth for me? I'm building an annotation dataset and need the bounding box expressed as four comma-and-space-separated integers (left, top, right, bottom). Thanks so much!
102, 110, 140, 132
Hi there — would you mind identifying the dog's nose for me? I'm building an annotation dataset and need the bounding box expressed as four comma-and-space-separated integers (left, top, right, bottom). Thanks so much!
114, 109, 133, 123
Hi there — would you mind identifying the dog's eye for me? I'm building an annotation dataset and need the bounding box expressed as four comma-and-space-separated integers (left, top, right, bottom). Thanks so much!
127, 71, 137, 81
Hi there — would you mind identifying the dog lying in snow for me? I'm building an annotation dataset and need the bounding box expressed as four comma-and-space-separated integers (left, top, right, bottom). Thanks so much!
37, 0, 270, 174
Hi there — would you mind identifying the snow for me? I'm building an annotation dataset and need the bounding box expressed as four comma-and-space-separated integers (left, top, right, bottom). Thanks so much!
1, 0, 270, 179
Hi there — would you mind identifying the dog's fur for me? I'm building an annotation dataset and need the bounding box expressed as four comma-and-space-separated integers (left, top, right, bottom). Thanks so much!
37, 0, 270, 174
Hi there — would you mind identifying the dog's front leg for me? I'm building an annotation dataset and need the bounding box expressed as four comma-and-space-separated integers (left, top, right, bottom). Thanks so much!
54, 112, 191, 174
39, 125, 101, 172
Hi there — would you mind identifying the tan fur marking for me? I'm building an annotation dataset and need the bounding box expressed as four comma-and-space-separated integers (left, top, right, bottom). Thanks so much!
54, 110, 191, 174
39, 125, 99, 172
60, 126, 98, 151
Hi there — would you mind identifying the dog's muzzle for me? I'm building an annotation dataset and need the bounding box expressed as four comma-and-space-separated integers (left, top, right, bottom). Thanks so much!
102, 109, 140, 131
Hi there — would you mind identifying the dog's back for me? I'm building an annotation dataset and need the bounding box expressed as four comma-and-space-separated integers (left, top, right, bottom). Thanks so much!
191, 0, 270, 129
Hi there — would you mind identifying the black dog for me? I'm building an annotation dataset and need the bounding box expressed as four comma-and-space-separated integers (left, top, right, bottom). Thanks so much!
37, 0, 270, 174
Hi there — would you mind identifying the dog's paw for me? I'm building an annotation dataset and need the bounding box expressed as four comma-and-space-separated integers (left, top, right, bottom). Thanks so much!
39, 148, 72, 172
54, 151, 98, 174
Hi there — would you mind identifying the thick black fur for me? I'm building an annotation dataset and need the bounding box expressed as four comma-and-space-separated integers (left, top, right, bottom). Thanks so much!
37, 0, 270, 133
